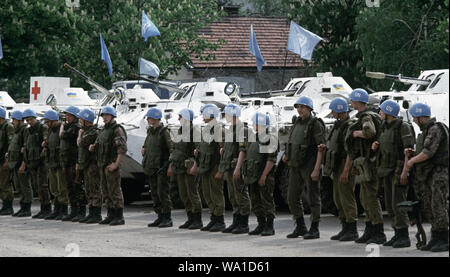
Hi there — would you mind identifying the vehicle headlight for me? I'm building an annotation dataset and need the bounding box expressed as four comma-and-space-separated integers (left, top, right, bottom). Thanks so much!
224, 83, 237, 96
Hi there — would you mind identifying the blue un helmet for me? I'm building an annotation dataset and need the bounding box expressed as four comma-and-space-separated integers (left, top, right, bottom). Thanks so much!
380, 100, 400, 118
146, 107, 162, 120
11, 111, 23, 121
64, 106, 80, 118
251, 112, 270, 126
22, 109, 37, 119
409, 102, 431, 118
294, 96, 314, 110
43, 110, 59, 121
78, 109, 95, 123
100, 106, 117, 117
329, 97, 349, 113
0, 107, 6, 119
178, 108, 194, 121
349, 88, 369, 104
224, 103, 241, 117
201, 104, 220, 119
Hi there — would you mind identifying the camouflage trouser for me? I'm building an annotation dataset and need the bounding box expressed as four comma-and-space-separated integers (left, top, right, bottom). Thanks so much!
201, 165, 225, 216
148, 170, 172, 214
99, 165, 124, 209
177, 173, 202, 214
61, 165, 86, 207
13, 168, 32, 204
381, 165, 409, 229
28, 165, 50, 205
360, 179, 383, 225
83, 161, 102, 207
332, 161, 357, 223
249, 174, 275, 219
224, 170, 251, 216
288, 163, 321, 222
423, 166, 449, 231
48, 167, 69, 205
0, 166, 13, 201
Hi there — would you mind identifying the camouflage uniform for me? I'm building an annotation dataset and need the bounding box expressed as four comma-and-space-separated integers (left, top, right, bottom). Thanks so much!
0, 121, 14, 203
46, 123, 68, 206
96, 121, 127, 209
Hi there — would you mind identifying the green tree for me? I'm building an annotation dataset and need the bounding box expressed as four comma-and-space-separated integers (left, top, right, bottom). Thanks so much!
356, 0, 449, 91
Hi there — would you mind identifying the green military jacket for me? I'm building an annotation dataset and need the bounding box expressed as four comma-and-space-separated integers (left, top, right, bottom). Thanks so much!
323, 116, 353, 176
218, 121, 247, 173
142, 123, 173, 175
196, 120, 223, 174
23, 121, 48, 169
171, 124, 199, 175
60, 121, 81, 167
0, 121, 14, 165
78, 125, 99, 170
345, 110, 380, 160
7, 124, 27, 170
45, 123, 61, 169
95, 121, 127, 167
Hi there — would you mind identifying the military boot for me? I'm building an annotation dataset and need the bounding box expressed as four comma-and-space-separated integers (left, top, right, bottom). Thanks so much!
147, 213, 162, 227
99, 208, 114, 225
158, 212, 173, 228
32, 204, 45, 219
85, 206, 103, 224
200, 215, 216, 231
223, 213, 238, 233
340, 222, 359, 242
261, 218, 275, 236
331, 221, 347, 240
392, 228, 411, 248
209, 215, 226, 232
421, 230, 439, 251
179, 212, 193, 229
287, 217, 308, 238
62, 205, 79, 221
232, 214, 250, 234
13, 202, 24, 217
37, 204, 52, 219
45, 202, 61, 220
72, 205, 86, 222
56, 205, 68, 220
355, 222, 373, 244
79, 206, 93, 223
110, 208, 125, 226
0, 200, 13, 215
188, 212, 203, 230
366, 223, 387, 244
430, 230, 449, 253
304, 221, 320, 239
249, 216, 266, 235
17, 202, 32, 217
383, 228, 399, 247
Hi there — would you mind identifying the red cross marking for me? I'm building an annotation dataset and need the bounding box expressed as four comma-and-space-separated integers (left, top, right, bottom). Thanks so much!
31, 81, 40, 100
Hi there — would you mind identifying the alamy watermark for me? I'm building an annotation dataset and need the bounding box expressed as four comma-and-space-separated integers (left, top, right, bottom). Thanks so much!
65, 0, 80, 8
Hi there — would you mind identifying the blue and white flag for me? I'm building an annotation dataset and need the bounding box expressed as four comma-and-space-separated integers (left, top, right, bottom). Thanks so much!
248, 25, 266, 72
142, 11, 160, 41
0, 35, 3, 60
139, 57, 160, 78
100, 34, 113, 76
286, 21, 323, 60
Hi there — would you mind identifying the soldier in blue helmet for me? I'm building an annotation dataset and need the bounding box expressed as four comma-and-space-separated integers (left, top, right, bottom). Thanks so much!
371, 100, 415, 248
345, 89, 386, 244
22, 109, 52, 218
143, 107, 174, 228
89, 106, 127, 226
323, 97, 359, 242
405, 103, 449, 252
0, 108, 15, 215
282, 96, 326, 239
8, 111, 33, 217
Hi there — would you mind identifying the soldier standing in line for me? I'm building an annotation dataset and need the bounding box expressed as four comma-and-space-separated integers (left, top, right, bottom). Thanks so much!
190, 104, 226, 232
60, 106, 87, 222
8, 111, 32, 217
77, 109, 102, 224
324, 97, 359, 242
282, 96, 326, 240
143, 107, 174, 228
345, 89, 386, 245
405, 103, 448, 252
216, 103, 251, 234
0, 108, 15, 215
41, 110, 69, 220
168, 108, 203, 230
21, 109, 51, 219
372, 100, 415, 248
89, 106, 127, 226
242, 112, 277, 236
